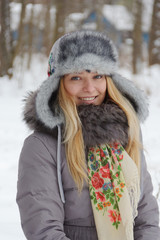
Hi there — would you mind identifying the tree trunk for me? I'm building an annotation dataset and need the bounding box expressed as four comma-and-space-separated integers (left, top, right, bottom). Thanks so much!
27, 1, 35, 69
148, 0, 160, 66
95, 0, 104, 31
132, 0, 143, 74
0, 0, 12, 77
43, 0, 53, 55
52, 0, 66, 43
11, 0, 27, 68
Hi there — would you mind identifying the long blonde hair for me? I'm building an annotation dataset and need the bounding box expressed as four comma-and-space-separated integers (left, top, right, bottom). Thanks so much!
58, 76, 141, 191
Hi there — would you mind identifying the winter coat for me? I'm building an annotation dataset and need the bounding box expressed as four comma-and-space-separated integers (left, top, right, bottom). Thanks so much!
16, 90, 160, 240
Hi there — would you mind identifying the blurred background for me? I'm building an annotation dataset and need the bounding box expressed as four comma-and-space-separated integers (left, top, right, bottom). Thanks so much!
0, 0, 160, 239
1, 0, 160, 79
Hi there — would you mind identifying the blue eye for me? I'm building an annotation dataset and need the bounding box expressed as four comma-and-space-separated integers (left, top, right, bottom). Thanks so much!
71, 76, 80, 80
94, 75, 103, 79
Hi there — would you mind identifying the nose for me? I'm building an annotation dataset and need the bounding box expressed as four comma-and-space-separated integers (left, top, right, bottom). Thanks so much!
83, 79, 95, 92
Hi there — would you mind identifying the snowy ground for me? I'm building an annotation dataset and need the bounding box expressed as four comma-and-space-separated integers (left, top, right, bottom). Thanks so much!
0, 58, 160, 239
0, 55, 46, 239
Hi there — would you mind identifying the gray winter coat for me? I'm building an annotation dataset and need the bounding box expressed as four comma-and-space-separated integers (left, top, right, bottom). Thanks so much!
16, 91, 160, 240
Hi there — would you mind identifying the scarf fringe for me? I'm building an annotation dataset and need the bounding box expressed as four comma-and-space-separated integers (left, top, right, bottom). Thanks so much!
128, 182, 140, 220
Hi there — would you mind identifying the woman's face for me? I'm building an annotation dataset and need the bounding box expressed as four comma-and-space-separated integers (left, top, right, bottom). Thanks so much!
63, 71, 107, 105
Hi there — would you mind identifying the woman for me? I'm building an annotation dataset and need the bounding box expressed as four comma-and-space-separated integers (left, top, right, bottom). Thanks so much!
16, 30, 160, 240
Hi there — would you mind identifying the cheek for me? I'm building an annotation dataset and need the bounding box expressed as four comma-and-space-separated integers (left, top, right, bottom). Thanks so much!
63, 81, 78, 97
97, 81, 107, 104
99, 80, 107, 94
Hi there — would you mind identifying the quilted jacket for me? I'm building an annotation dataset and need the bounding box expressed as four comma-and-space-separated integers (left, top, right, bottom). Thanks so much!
16, 91, 160, 240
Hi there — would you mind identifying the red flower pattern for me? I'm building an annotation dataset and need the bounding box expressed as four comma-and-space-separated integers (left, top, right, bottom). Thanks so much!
99, 163, 111, 178
88, 143, 125, 230
100, 149, 106, 158
95, 191, 105, 202
91, 172, 104, 189
108, 210, 121, 223
119, 154, 123, 160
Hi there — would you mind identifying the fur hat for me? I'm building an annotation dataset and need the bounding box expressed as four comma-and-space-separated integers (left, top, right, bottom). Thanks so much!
47, 30, 118, 77
35, 30, 148, 129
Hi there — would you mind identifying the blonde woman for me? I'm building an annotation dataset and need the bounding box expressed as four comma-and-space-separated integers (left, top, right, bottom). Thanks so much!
17, 30, 160, 240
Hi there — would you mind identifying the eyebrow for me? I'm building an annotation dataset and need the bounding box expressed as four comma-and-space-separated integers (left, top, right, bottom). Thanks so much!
66, 72, 101, 76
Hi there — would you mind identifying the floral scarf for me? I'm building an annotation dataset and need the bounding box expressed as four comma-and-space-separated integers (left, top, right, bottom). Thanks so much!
88, 143, 140, 240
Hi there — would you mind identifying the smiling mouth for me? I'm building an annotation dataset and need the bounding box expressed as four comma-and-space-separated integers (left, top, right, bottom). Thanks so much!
79, 96, 97, 101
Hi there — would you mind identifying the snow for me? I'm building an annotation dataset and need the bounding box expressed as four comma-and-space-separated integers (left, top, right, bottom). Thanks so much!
0, 55, 47, 239
9, 1, 155, 35
142, 0, 154, 32
10, 2, 56, 31
10, 2, 21, 30
103, 5, 133, 31
0, 94, 27, 239
103, 1, 154, 32
69, 13, 85, 21
66, 12, 87, 32
0, 54, 160, 239
119, 64, 160, 200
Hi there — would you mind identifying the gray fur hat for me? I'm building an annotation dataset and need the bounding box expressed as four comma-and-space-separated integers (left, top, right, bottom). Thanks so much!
36, 30, 148, 129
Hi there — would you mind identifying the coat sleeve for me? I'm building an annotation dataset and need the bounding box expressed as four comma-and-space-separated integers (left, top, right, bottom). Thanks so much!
16, 134, 70, 240
134, 139, 160, 239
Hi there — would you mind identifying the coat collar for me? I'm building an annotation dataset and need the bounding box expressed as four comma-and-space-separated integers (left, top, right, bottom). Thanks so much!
23, 92, 128, 147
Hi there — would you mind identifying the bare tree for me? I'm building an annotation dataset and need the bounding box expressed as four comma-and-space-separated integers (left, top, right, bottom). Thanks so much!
95, 0, 105, 32
11, 0, 27, 67
148, 0, 160, 66
52, 0, 66, 43
132, 0, 143, 74
0, 0, 12, 77
52, 0, 94, 43
27, 0, 35, 69
42, 0, 53, 55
